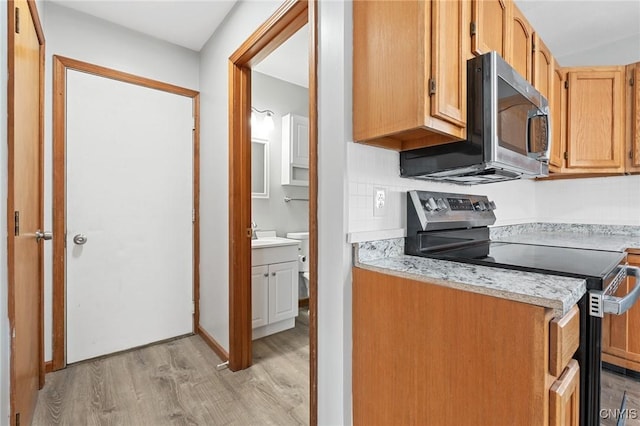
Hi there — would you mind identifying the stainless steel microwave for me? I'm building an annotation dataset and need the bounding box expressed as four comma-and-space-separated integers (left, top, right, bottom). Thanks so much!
400, 51, 550, 184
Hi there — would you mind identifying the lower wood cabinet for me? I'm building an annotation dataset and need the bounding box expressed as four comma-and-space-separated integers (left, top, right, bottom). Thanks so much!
251, 260, 298, 339
603, 253, 640, 371
352, 267, 580, 425
550, 360, 580, 426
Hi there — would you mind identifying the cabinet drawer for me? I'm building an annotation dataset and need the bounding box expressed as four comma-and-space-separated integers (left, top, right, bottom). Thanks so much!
550, 305, 580, 376
550, 359, 580, 426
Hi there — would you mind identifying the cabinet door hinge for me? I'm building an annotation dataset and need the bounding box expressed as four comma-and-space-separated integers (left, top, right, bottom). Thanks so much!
192, 209, 195, 223
564, 152, 568, 160
532, 42, 536, 53
470, 22, 477, 37
429, 78, 436, 96
630, 77, 635, 87
15, 8, 20, 34
564, 81, 569, 89
630, 150, 634, 160
15, 412, 20, 426
192, 301, 195, 314
14, 211, 19, 236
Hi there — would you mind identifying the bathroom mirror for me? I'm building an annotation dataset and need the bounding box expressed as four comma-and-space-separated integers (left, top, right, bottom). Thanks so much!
251, 138, 269, 198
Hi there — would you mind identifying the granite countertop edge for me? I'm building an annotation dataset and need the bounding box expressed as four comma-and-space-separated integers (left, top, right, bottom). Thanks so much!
354, 251, 586, 317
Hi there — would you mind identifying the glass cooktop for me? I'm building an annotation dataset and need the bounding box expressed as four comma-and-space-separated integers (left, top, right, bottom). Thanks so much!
425, 241, 626, 283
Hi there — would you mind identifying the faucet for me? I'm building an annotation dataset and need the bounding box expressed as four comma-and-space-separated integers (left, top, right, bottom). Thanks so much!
251, 221, 258, 239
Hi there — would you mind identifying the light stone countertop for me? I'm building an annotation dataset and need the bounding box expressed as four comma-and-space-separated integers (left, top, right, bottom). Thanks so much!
490, 223, 640, 252
353, 241, 586, 317
353, 223, 640, 317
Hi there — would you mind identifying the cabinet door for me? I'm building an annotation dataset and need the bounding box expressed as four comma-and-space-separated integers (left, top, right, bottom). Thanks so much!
510, 5, 533, 82
288, 114, 309, 168
471, 0, 509, 58
251, 265, 269, 329
549, 61, 566, 170
268, 261, 298, 323
627, 63, 640, 171
566, 68, 625, 171
532, 34, 552, 103
549, 360, 580, 426
431, 0, 470, 129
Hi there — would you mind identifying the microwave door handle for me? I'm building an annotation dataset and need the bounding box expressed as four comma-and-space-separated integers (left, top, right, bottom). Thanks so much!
527, 109, 550, 160
602, 266, 640, 315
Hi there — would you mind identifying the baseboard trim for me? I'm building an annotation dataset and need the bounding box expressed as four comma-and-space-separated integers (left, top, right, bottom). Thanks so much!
197, 325, 229, 362
44, 360, 53, 373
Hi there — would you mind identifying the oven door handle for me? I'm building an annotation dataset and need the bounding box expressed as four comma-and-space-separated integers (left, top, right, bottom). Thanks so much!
602, 266, 640, 316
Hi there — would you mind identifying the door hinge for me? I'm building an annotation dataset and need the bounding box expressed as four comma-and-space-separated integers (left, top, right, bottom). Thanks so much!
532, 41, 536, 53
470, 21, 477, 37
15, 412, 20, 426
631, 77, 635, 87
15, 8, 19, 34
192, 301, 195, 314
564, 81, 569, 89
630, 150, 634, 160
14, 211, 19, 236
429, 78, 436, 96
564, 152, 568, 160
192, 209, 195, 223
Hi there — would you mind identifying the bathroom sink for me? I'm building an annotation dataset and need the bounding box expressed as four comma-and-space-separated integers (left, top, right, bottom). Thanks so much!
251, 231, 300, 266
251, 237, 300, 249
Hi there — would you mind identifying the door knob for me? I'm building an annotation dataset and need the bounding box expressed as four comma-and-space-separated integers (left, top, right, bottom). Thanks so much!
73, 234, 88, 245
35, 230, 52, 242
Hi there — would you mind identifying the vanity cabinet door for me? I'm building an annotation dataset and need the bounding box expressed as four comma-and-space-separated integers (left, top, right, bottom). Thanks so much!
268, 261, 298, 323
251, 265, 269, 329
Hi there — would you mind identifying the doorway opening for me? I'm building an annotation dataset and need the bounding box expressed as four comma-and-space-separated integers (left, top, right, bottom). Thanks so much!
227, 0, 317, 424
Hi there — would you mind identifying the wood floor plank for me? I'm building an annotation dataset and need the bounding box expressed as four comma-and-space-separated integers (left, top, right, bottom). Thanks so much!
33, 313, 309, 425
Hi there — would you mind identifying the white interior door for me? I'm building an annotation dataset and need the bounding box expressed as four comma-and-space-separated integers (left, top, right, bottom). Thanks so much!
66, 69, 194, 364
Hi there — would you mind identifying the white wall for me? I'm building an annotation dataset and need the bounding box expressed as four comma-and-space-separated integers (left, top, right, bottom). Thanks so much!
41, 2, 200, 361
535, 176, 640, 225
317, 1, 353, 424
1, 2, 10, 424
251, 71, 309, 236
198, 0, 281, 352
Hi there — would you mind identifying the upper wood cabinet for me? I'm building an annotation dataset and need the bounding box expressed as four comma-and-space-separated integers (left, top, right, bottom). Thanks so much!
471, 0, 510, 58
627, 62, 640, 172
564, 67, 626, 172
353, 0, 470, 150
510, 5, 533, 83
549, 59, 566, 171
532, 33, 552, 102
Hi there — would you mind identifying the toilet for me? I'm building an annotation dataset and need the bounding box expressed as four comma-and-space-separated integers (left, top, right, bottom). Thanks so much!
286, 232, 309, 299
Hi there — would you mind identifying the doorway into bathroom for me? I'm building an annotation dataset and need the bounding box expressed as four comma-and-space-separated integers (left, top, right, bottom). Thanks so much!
228, 1, 317, 424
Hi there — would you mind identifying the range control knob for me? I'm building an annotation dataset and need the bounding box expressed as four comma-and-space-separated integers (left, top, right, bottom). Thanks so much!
424, 197, 438, 212
474, 201, 487, 211
436, 198, 448, 211
488, 201, 497, 210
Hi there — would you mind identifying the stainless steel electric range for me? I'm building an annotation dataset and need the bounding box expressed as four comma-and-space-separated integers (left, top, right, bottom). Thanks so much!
405, 190, 640, 426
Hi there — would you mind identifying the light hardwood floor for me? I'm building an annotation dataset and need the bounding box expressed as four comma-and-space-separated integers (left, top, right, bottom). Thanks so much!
602, 369, 640, 426
33, 311, 309, 425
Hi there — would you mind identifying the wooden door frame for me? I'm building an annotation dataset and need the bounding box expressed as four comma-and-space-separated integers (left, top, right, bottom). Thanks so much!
7, 0, 46, 420
51, 56, 200, 370
228, 0, 318, 423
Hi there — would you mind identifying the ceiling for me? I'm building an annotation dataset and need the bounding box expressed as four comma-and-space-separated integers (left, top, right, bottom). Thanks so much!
48, 0, 640, 80
47, 0, 238, 51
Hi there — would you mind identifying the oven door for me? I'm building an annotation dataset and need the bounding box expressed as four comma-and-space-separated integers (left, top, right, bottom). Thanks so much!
592, 266, 640, 426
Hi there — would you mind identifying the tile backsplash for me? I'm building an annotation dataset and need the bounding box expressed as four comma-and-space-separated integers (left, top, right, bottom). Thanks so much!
346, 142, 640, 234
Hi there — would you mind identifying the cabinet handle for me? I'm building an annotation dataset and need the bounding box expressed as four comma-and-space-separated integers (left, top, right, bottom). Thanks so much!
272, 272, 276, 276
263, 273, 268, 277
